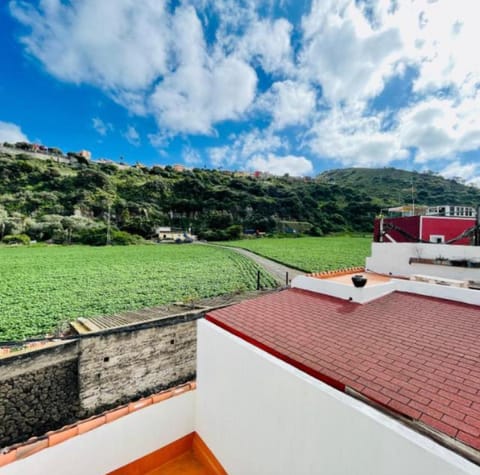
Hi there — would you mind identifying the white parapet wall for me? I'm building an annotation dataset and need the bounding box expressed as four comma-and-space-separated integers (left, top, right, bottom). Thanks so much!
291, 274, 397, 303
291, 274, 480, 306
196, 320, 480, 475
366, 242, 480, 281
1, 391, 195, 475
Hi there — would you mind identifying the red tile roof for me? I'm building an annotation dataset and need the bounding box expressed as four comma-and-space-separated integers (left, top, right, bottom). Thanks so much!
206, 288, 480, 456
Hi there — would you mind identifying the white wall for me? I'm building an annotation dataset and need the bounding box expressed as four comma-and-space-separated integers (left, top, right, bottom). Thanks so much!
291, 275, 397, 303
1, 391, 195, 475
366, 242, 480, 281
396, 279, 480, 306
196, 320, 480, 475
291, 274, 480, 306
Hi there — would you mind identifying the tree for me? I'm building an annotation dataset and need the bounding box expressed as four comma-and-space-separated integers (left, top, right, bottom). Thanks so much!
0, 206, 7, 240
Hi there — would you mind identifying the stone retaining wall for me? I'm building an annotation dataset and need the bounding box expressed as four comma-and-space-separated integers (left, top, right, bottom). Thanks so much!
78, 319, 197, 415
0, 313, 200, 447
0, 341, 80, 447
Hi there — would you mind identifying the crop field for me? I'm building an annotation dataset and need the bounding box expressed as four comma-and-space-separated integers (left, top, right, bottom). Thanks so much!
223, 236, 372, 272
0, 244, 276, 341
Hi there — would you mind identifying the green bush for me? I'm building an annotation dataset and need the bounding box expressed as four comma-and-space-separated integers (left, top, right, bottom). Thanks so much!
110, 230, 142, 245
198, 229, 228, 241
76, 227, 142, 246
226, 224, 243, 240
2, 234, 31, 245
76, 227, 108, 246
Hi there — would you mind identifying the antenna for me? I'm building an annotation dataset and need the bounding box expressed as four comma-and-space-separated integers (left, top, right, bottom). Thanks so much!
411, 175, 415, 215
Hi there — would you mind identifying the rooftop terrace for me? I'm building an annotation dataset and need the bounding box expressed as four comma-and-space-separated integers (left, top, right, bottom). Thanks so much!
207, 286, 480, 459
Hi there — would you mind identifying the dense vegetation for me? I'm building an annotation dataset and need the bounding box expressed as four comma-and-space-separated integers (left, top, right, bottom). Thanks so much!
0, 245, 275, 341
1, 152, 479, 243
223, 236, 372, 272
319, 168, 480, 207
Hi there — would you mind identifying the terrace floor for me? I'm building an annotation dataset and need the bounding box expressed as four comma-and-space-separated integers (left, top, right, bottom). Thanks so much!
146, 450, 210, 475
108, 433, 226, 475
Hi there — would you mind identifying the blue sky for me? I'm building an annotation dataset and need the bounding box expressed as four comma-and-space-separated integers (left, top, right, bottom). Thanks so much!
1, 0, 480, 183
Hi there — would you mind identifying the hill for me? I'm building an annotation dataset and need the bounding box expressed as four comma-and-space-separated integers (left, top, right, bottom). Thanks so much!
0, 153, 479, 243
318, 167, 480, 208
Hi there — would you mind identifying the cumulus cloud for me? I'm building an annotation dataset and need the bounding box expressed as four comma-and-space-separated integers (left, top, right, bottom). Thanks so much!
246, 154, 313, 176
300, 0, 480, 170
307, 105, 407, 166
300, 0, 402, 104
9, 0, 480, 176
440, 161, 479, 185
11, 1, 257, 136
150, 53, 257, 134
208, 128, 287, 169
260, 80, 316, 129
0, 121, 29, 143
238, 18, 293, 75
10, 0, 169, 91
398, 95, 480, 163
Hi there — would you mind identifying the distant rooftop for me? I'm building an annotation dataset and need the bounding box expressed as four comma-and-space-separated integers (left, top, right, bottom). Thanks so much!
206, 287, 480, 457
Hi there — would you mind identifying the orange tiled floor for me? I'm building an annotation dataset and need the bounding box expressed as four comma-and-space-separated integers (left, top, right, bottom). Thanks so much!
145, 450, 210, 475
326, 271, 392, 286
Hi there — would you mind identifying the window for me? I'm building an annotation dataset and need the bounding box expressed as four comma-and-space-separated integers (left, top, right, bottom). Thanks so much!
429, 234, 445, 243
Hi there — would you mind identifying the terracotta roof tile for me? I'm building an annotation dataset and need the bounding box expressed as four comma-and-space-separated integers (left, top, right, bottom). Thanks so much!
206, 288, 480, 456
0, 381, 196, 469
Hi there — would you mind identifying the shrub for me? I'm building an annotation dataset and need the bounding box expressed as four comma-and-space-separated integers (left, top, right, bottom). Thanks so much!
226, 224, 243, 240
110, 230, 142, 245
2, 234, 31, 245
76, 227, 142, 246
76, 227, 108, 246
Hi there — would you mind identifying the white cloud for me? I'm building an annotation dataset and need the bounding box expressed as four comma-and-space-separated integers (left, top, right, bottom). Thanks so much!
208, 128, 287, 169
395, 0, 480, 99
307, 106, 407, 166
150, 54, 257, 134
398, 95, 480, 163
260, 80, 316, 129
92, 117, 112, 136
239, 18, 293, 75
183, 147, 202, 165
124, 126, 140, 146
9, 0, 480, 176
247, 154, 313, 176
300, 0, 480, 169
440, 161, 479, 186
10, 0, 169, 91
209, 146, 231, 168
11, 2, 257, 136
300, 0, 402, 104
236, 129, 286, 158
149, 6, 257, 134
0, 121, 29, 143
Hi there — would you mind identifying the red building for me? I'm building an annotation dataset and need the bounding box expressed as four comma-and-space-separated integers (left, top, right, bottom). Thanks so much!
374, 215, 476, 245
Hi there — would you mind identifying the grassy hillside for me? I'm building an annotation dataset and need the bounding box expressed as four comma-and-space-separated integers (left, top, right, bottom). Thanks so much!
1, 153, 479, 243
319, 167, 480, 208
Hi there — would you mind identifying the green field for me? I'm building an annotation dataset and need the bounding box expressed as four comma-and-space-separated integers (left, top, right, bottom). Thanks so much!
222, 236, 372, 272
0, 244, 275, 341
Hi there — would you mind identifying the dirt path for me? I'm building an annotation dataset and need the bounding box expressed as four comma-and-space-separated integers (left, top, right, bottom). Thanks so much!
200, 243, 305, 285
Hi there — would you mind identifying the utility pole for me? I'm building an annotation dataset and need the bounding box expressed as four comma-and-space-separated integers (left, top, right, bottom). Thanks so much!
475, 205, 480, 246
411, 176, 415, 215
106, 202, 112, 246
